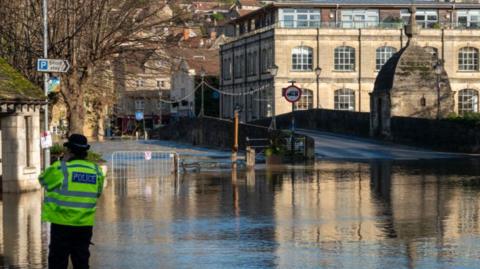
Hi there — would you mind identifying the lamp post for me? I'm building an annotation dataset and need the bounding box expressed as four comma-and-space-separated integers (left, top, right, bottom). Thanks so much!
434, 60, 444, 120
199, 67, 206, 117
268, 64, 278, 130
315, 66, 322, 109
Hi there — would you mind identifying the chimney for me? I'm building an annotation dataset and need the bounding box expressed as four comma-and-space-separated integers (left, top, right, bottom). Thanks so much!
210, 31, 217, 40
183, 28, 190, 41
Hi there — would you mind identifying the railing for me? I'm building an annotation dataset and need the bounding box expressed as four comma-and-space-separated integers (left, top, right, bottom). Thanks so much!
111, 151, 179, 180
276, 20, 404, 30
233, 20, 480, 39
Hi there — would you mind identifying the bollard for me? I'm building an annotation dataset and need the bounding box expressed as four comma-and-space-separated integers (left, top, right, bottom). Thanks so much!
144, 131, 148, 140
246, 146, 256, 169
135, 131, 139, 140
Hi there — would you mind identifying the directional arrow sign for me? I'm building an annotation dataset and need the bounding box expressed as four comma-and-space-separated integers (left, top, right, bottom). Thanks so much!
37, 59, 70, 73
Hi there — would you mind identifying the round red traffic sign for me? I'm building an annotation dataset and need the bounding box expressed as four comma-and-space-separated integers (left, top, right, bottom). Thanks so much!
283, 85, 302, 103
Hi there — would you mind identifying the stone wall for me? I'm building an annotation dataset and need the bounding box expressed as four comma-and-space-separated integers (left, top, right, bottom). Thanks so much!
254, 109, 480, 153
153, 116, 271, 150
391, 117, 480, 153
1, 110, 42, 193
254, 109, 371, 137
153, 116, 315, 159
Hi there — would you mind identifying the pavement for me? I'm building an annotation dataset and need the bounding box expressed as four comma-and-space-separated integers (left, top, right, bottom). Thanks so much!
297, 129, 478, 161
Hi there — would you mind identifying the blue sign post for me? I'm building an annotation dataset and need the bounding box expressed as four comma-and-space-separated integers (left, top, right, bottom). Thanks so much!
135, 111, 144, 121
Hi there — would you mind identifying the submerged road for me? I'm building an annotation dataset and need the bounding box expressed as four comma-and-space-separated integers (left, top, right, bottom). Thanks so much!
298, 129, 477, 161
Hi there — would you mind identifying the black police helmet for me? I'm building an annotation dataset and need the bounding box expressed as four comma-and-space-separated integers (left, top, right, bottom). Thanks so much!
64, 134, 90, 152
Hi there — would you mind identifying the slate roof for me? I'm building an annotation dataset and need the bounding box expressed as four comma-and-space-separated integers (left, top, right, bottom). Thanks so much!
0, 58, 44, 102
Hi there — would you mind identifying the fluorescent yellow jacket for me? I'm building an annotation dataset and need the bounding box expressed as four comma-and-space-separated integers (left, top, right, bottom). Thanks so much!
39, 159, 105, 226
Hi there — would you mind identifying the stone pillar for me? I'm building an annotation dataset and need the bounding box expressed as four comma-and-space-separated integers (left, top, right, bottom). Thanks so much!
2, 110, 41, 193
2, 192, 43, 266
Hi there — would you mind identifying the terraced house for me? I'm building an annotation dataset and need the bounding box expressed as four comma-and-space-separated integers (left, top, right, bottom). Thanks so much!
219, 0, 480, 121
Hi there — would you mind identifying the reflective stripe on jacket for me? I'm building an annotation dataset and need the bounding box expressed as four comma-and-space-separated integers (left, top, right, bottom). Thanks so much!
39, 160, 105, 226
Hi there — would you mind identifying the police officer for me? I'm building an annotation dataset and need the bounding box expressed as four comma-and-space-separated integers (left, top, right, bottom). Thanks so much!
39, 134, 105, 269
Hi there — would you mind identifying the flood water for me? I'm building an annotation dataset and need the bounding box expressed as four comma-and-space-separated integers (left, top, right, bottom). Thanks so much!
1, 159, 480, 268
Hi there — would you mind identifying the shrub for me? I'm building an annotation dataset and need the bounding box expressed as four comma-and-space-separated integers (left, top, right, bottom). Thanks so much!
49, 143, 105, 164
445, 112, 480, 126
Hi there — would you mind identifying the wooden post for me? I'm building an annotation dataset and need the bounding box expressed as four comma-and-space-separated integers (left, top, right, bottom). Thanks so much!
232, 110, 239, 169
246, 146, 255, 169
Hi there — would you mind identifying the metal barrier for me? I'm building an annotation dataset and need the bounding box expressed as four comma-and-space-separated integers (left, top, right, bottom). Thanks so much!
111, 151, 179, 180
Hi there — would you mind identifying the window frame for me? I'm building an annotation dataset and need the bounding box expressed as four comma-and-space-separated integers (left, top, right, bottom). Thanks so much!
458, 47, 479, 72
457, 10, 480, 29
135, 99, 145, 110
334, 88, 356, 111
279, 9, 321, 28
458, 88, 479, 114
340, 9, 379, 28
294, 89, 314, 110
334, 46, 356, 71
291, 46, 314, 71
376, 46, 397, 71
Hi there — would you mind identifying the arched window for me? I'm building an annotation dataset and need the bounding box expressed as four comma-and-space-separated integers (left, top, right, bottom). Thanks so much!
458, 47, 479, 71
458, 89, 479, 114
424, 46, 439, 59
291, 46, 313, 71
334, 46, 355, 71
334, 88, 355, 111
376, 46, 397, 71
295, 89, 313, 110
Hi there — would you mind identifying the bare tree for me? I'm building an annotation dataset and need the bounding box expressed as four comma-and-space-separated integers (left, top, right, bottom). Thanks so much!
0, 0, 182, 134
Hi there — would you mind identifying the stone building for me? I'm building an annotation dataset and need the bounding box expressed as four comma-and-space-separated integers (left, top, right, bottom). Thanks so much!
112, 50, 171, 135
170, 48, 220, 118
0, 58, 44, 193
370, 9, 455, 138
219, 0, 480, 122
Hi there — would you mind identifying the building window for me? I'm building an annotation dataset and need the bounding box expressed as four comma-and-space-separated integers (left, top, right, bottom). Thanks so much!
253, 51, 257, 75
292, 46, 313, 71
424, 46, 439, 59
136, 79, 144, 87
458, 89, 479, 114
340, 9, 379, 28
376, 46, 397, 71
279, 9, 321, 28
261, 48, 268, 73
334, 46, 355, 71
295, 89, 313, 110
223, 57, 232, 80
135, 100, 145, 110
458, 47, 479, 71
247, 51, 258, 76
457, 10, 480, 29
334, 88, 355, 111
401, 9, 438, 28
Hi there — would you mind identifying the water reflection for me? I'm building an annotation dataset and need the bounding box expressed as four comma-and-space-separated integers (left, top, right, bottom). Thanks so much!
1, 191, 45, 268
1, 160, 480, 268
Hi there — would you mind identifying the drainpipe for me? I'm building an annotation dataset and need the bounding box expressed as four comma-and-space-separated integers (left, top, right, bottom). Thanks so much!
316, 27, 320, 108
335, 4, 339, 26
358, 28, 362, 112
441, 28, 445, 61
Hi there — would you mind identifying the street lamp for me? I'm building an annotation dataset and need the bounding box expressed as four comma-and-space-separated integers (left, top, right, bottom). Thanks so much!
199, 67, 206, 117
433, 60, 443, 120
315, 66, 322, 109
268, 64, 278, 130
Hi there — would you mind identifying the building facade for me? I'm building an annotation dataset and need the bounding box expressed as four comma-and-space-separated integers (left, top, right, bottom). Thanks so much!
112, 50, 171, 135
220, 0, 480, 122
